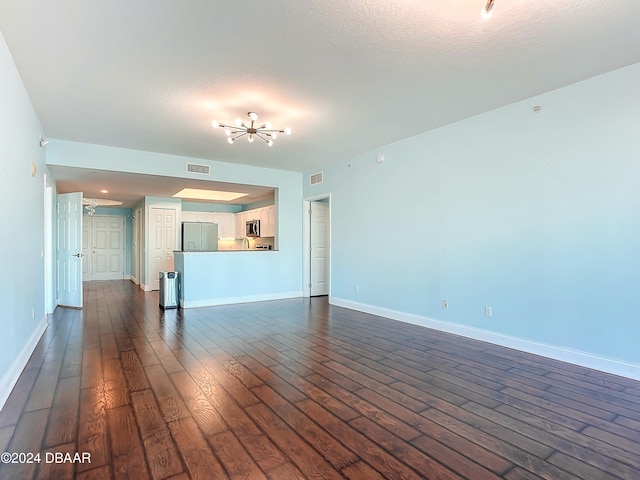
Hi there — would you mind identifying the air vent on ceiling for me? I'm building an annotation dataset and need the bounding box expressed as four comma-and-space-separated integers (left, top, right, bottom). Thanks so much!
309, 171, 323, 186
186, 163, 211, 175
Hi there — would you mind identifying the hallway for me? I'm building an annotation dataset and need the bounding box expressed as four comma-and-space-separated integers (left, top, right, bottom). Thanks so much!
1, 281, 639, 479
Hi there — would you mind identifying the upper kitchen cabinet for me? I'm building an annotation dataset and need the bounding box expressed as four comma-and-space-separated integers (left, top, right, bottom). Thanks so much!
181, 211, 214, 223
213, 212, 236, 239
236, 206, 276, 238
181, 211, 197, 223
235, 210, 248, 239
260, 205, 276, 238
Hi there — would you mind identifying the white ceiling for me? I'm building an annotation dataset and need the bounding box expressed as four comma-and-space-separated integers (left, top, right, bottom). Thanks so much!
2, 1, 640, 202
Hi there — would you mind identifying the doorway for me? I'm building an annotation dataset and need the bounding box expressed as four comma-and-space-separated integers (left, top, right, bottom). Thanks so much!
132, 207, 142, 285
82, 215, 126, 281
43, 175, 54, 314
148, 206, 178, 290
56, 192, 83, 308
303, 195, 331, 297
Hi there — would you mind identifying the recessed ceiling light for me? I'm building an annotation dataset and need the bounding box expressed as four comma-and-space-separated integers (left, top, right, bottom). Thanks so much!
172, 188, 248, 202
100, 189, 109, 194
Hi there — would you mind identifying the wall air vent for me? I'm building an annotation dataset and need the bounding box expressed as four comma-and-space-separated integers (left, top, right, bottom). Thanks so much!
186, 163, 211, 175
309, 171, 323, 186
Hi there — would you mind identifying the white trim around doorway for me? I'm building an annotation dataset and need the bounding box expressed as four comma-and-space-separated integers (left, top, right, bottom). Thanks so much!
302, 193, 332, 298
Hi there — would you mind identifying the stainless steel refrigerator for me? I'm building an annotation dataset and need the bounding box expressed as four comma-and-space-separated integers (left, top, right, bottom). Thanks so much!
181, 222, 219, 251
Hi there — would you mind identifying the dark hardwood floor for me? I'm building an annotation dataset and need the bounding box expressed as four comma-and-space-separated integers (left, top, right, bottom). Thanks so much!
1, 281, 639, 479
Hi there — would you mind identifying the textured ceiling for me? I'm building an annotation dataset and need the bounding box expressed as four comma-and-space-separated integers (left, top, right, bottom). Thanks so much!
2, 0, 640, 176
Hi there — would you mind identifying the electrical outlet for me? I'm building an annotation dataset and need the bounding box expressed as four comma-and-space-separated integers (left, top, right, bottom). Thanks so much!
442, 300, 448, 310
485, 306, 492, 317
355, 286, 360, 293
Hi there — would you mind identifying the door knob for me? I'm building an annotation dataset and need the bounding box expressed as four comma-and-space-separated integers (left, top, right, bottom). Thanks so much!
72, 253, 84, 257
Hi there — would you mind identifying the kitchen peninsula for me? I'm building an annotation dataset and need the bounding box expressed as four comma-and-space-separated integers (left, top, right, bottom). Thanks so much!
174, 203, 301, 307
174, 249, 299, 308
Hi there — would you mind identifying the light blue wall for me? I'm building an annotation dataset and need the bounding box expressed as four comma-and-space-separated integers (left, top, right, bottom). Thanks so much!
0, 30, 50, 404
304, 62, 640, 366
243, 197, 276, 211
175, 251, 300, 307
181, 202, 242, 213
47, 141, 304, 296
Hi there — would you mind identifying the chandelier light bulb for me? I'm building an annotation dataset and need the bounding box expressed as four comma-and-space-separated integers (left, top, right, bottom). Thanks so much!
284, 127, 292, 135
248, 135, 254, 143
212, 120, 220, 128
225, 128, 231, 136
227, 137, 234, 144
265, 121, 272, 129
481, 0, 495, 19
248, 112, 258, 121
271, 132, 278, 140
267, 140, 273, 146
235, 118, 242, 126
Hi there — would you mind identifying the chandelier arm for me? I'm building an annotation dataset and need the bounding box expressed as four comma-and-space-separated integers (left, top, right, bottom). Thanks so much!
218, 123, 248, 134
254, 132, 271, 144
231, 132, 249, 141
257, 129, 285, 134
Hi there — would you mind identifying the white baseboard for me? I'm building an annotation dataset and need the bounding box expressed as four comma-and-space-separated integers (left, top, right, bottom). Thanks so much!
0, 316, 48, 412
330, 297, 640, 382
181, 290, 303, 309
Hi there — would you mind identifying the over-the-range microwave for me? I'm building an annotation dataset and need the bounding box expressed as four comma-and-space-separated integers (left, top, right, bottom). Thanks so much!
246, 219, 260, 237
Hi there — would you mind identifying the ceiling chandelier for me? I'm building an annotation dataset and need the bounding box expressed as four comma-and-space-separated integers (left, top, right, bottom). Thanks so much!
84, 198, 98, 216
212, 112, 291, 146
82, 197, 123, 216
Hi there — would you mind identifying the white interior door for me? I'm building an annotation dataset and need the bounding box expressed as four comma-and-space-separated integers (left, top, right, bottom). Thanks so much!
163, 209, 177, 271
149, 207, 177, 290
137, 208, 144, 286
82, 220, 91, 280
150, 208, 164, 290
310, 201, 330, 296
132, 209, 139, 284
92, 216, 125, 281
57, 192, 83, 308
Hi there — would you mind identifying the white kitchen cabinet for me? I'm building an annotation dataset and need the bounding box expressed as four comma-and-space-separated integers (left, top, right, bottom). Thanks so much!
235, 210, 247, 238
213, 212, 236, 239
260, 205, 276, 237
198, 211, 214, 223
245, 209, 260, 222
233, 206, 276, 238
181, 211, 198, 223
181, 211, 214, 223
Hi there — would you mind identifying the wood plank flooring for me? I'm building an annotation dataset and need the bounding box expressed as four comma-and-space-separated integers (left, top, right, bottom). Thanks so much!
1, 280, 639, 479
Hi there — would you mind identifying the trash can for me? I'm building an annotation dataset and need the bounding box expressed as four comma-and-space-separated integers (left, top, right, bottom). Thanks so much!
159, 271, 179, 309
